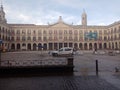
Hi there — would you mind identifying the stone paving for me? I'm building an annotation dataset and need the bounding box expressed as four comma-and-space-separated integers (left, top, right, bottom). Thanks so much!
0, 76, 120, 90
0, 51, 120, 90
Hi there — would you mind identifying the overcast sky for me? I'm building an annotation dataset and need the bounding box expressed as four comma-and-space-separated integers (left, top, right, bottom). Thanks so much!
2, 0, 120, 25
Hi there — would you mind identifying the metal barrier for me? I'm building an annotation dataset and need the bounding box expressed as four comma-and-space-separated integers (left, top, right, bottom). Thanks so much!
0, 57, 73, 67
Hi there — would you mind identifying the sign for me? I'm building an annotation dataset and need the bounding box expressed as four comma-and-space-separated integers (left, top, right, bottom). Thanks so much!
84, 32, 97, 39
0, 40, 3, 44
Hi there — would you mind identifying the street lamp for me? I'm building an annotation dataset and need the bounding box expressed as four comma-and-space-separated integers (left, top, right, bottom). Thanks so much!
0, 39, 3, 66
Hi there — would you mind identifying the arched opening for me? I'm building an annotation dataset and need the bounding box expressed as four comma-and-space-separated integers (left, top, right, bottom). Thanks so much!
64, 43, 68, 47
79, 43, 83, 50
38, 43, 42, 50
11, 43, 15, 50
17, 43, 20, 50
112, 43, 114, 50
27, 43, 31, 50
49, 43, 53, 50
109, 43, 111, 50
99, 43, 102, 50
69, 43, 73, 48
22, 43, 26, 50
84, 43, 87, 50
43, 43, 47, 50
33, 43, 37, 51
104, 43, 107, 49
59, 43, 63, 49
115, 42, 118, 49
94, 43, 97, 50
54, 43, 58, 50
89, 43, 92, 50
74, 43, 78, 49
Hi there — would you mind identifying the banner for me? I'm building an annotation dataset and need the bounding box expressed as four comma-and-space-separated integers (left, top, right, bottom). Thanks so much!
84, 32, 97, 40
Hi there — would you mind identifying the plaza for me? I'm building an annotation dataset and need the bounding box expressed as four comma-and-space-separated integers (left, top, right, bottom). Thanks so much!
0, 1, 120, 90
0, 51, 120, 90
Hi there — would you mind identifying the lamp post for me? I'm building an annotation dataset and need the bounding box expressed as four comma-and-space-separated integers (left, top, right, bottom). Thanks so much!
0, 39, 3, 66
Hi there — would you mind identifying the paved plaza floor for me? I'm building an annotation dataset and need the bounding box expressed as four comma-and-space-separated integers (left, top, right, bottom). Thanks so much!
0, 51, 120, 90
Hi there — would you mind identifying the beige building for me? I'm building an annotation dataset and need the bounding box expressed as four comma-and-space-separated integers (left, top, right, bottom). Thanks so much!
0, 5, 120, 51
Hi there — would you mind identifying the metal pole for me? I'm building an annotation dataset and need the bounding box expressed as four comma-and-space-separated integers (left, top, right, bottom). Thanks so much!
0, 49, 1, 66
0, 40, 2, 66
96, 60, 99, 76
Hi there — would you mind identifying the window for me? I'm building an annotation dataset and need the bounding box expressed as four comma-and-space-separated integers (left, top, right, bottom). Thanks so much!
43, 30, 47, 34
43, 37, 47, 41
16, 37, 20, 41
11, 30, 15, 35
69, 37, 73, 40
33, 37, 36, 41
74, 30, 78, 35
65, 48, 72, 51
38, 30, 42, 34
49, 30, 52, 34
69, 30, 72, 34
38, 37, 42, 41
27, 30, 31, 35
33, 30, 36, 34
11, 37, 14, 41
16, 30, 20, 34
64, 37, 67, 40
27, 36, 31, 41
22, 30, 25, 35
22, 36, 26, 41
74, 37, 78, 41
54, 30, 57, 34
114, 28, 117, 33
54, 37, 58, 40
59, 30, 62, 34
49, 37, 52, 41
64, 30, 67, 34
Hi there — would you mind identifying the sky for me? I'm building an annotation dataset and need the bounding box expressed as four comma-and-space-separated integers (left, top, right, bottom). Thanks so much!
2, 0, 120, 25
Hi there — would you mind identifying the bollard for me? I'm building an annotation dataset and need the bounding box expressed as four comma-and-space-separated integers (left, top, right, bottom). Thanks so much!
96, 60, 99, 76
115, 67, 119, 72
0, 50, 1, 66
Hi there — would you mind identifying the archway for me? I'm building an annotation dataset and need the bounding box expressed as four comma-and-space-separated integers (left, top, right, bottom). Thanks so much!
69, 43, 73, 48
99, 43, 102, 50
89, 43, 92, 50
22, 43, 26, 50
79, 43, 83, 50
104, 43, 107, 49
28, 43, 31, 50
59, 43, 63, 49
115, 42, 118, 49
11, 43, 15, 50
49, 43, 53, 50
74, 43, 78, 49
94, 43, 97, 50
84, 43, 87, 50
54, 43, 58, 50
33, 43, 37, 50
64, 43, 68, 47
109, 43, 111, 50
17, 43, 20, 50
43, 43, 47, 50
112, 43, 114, 50
38, 43, 42, 50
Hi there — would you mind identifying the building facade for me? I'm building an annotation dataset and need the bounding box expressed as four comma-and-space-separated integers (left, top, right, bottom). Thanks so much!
0, 5, 120, 51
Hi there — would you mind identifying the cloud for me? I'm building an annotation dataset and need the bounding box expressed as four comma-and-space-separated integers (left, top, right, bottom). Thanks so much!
51, 0, 90, 9
18, 14, 30, 21
3, 0, 120, 25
